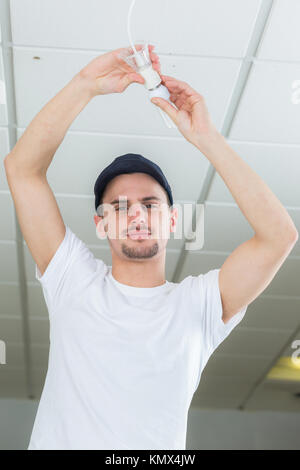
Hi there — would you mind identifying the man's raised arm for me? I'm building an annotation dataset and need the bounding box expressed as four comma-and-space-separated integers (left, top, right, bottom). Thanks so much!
4, 44, 160, 276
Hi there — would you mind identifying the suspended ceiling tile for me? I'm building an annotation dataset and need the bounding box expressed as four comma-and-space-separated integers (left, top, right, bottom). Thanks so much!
27, 285, 49, 319
33, 367, 47, 398
240, 296, 300, 332
0, 193, 15, 240
202, 353, 273, 381
262, 258, 300, 297
191, 376, 254, 409
201, 203, 255, 252
165, 250, 182, 281
31, 345, 50, 367
10, 0, 261, 57
207, 142, 300, 208
281, 331, 300, 357
17, 128, 210, 204
3, 343, 25, 367
0, 242, 18, 282
178, 252, 227, 282
0, 285, 22, 317
13, 48, 241, 135
0, 367, 27, 398
202, 204, 300, 256
244, 381, 300, 413
0, 47, 8, 125
215, 328, 292, 357
257, 0, 300, 62
0, 317, 23, 342
229, 62, 300, 145
30, 317, 49, 344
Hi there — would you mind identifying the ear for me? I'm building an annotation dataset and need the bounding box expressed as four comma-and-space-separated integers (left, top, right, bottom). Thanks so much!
170, 206, 178, 233
94, 214, 107, 239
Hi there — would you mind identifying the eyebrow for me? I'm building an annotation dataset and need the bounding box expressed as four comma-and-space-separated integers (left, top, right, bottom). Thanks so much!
109, 196, 162, 205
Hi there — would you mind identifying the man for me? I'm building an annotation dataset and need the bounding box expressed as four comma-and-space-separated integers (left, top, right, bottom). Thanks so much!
4, 44, 298, 450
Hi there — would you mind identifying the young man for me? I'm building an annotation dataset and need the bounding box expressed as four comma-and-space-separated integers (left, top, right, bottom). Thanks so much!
4, 44, 298, 450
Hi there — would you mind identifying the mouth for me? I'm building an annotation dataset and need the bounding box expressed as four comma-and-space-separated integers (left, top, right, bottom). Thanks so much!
127, 230, 151, 240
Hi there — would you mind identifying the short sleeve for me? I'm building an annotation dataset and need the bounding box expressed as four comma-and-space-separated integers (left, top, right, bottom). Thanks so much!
188, 268, 248, 392
35, 225, 105, 313
199, 268, 247, 353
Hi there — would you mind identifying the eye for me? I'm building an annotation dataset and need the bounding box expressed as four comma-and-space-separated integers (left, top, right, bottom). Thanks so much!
146, 203, 159, 209
115, 206, 128, 212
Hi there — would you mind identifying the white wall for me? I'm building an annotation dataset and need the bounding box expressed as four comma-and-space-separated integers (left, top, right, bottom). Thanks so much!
0, 399, 299, 450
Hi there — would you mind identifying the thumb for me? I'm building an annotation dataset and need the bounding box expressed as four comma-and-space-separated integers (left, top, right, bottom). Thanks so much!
151, 97, 178, 123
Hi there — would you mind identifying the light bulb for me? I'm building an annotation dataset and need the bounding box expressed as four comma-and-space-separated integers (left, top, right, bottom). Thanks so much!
118, 40, 177, 129
118, 41, 161, 90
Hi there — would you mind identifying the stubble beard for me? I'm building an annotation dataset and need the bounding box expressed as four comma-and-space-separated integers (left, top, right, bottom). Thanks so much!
121, 240, 159, 259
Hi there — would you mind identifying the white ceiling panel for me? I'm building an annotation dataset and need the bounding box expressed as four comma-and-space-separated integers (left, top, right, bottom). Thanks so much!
207, 142, 300, 207
202, 353, 273, 381
0, 193, 15, 240
0, 285, 21, 317
0, 317, 23, 343
257, 0, 300, 62
3, 343, 25, 367
239, 296, 300, 332
31, 345, 50, 367
17, 128, 210, 204
281, 329, 300, 356
0, 242, 18, 282
0, 367, 27, 398
13, 48, 241, 134
215, 328, 292, 357
0, 47, 8, 125
245, 381, 300, 413
230, 62, 300, 145
262, 258, 300, 297
202, 203, 254, 252
30, 318, 49, 344
33, 367, 47, 397
10, 0, 262, 58
27, 286, 49, 319
191, 376, 254, 409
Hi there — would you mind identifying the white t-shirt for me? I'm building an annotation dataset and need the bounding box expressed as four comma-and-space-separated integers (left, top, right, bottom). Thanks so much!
28, 225, 247, 450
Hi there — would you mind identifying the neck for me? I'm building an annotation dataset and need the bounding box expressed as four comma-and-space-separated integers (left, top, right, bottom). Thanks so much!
111, 251, 166, 288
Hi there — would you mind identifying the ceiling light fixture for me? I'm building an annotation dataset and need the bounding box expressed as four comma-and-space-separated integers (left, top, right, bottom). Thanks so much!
118, 0, 177, 129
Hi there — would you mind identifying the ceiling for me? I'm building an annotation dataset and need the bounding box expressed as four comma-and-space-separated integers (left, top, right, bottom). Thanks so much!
0, 0, 299, 412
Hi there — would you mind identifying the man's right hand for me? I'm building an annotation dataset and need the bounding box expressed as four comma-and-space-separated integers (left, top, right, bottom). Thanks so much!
79, 44, 161, 97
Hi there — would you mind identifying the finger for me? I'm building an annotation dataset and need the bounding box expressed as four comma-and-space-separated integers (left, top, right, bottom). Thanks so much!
150, 97, 178, 123
162, 75, 195, 95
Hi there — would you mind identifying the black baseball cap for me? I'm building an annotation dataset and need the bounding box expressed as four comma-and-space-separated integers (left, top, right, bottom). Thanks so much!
94, 153, 173, 213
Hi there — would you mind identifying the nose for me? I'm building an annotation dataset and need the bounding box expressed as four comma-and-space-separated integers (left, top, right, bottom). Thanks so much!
129, 203, 148, 226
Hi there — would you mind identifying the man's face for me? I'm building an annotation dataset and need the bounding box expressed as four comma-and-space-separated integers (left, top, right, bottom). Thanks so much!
94, 173, 177, 261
